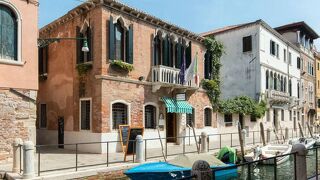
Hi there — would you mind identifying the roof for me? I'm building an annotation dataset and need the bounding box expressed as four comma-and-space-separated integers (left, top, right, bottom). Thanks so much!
201, 19, 301, 52
40, 0, 204, 43
275, 21, 319, 39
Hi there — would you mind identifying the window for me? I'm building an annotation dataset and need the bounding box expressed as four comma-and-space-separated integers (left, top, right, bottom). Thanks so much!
243, 36, 252, 52
204, 52, 212, 79
297, 57, 301, 69
250, 115, 257, 122
289, 79, 292, 96
317, 99, 320, 108
297, 83, 300, 98
112, 103, 128, 129
0, 4, 17, 61
283, 49, 287, 62
224, 114, 232, 127
297, 112, 300, 121
289, 110, 292, 121
318, 62, 319, 70
266, 71, 269, 89
276, 44, 279, 58
186, 108, 195, 127
109, 16, 133, 64
80, 99, 91, 130
288, 52, 292, 65
270, 40, 276, 56
204, 108, 212, 126
145, 105, 156, 129
40, 104, 47, 128
281, 110, 284, 121
76, 25, 92, 64
39, 47, 48, 75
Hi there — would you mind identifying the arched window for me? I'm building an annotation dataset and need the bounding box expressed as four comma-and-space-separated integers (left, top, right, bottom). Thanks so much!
284, 77, 287, 92
270, 72, 273, 90
289, 79, 292, 96
153, 35, 161, 66
266, 70, 269, 89
204, 108, 212, 126
297, 83, 300, 98
0, 4, 17, 60
112, 103, 128, 129
274, 73, 277, 90
115, 20, 124, 60
280, 76, 283, 92
145, 105, 156, 129
186, 108, 195, 127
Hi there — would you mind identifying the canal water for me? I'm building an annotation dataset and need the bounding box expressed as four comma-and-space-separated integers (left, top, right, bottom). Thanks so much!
223, 149, 318, 180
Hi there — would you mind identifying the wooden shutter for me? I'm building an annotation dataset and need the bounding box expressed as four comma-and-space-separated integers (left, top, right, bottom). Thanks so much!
44, 47, 48, 74
176, 43, 181, 68
126, 25, 133, 64
204, 52, 210, 79
162, 36, 168, 66
168, 40, 172, 67
87, 27, 93, 61
38, 48, 43, 74
76, 27, 81, 64
186, 42, 191, 68
109, 16, 115, 60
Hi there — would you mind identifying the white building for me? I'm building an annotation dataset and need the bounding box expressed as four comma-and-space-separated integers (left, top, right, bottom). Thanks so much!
202, 20, 301, 132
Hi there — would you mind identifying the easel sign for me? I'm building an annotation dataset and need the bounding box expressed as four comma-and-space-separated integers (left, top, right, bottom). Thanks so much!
124, 126, 144, 161
119, 125, 130, 153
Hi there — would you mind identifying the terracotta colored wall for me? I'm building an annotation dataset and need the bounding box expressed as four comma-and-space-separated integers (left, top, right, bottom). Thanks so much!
0, 0, 38, 90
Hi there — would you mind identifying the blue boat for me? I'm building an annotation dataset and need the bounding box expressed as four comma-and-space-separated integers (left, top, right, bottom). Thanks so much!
125, 154, 238, 180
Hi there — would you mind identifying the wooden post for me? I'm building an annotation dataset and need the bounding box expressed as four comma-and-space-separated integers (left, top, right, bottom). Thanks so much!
238, 121, 245, 161
191, 122, 200, 154
298, 122, 305, 138
260, 122, 266, 146
157, 126, 166, 161
307, 123, 314, 138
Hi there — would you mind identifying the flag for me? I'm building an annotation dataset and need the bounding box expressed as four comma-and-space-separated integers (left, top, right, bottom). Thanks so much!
184, 53, 198, 84
179, 51, 186, 85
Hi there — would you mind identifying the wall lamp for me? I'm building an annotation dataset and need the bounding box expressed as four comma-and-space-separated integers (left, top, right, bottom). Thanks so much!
37, 37, 89, 52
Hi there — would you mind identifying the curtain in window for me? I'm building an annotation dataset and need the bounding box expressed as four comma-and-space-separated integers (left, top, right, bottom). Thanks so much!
0, 5, 17, 60
112, 103, 128, 129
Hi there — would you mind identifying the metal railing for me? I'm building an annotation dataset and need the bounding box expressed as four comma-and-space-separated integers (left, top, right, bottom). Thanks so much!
27, 127, 315, 176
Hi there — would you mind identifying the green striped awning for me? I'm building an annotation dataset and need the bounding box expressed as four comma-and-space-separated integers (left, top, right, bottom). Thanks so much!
161, 97, 193, 114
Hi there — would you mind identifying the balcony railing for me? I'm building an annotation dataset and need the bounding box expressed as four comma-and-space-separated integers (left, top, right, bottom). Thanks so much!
266, 89, 290, 103
152, 65, 194, 87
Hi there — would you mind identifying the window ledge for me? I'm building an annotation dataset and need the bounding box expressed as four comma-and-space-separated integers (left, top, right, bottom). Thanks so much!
0, 59, 24, 66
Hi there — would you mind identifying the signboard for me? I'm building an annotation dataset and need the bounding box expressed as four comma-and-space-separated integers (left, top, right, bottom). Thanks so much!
176, 93, 186, 101
119, 125, 130, 153
124, 127, 144, 161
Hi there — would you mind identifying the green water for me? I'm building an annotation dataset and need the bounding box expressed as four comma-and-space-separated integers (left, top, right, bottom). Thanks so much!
224, 150, 318, 180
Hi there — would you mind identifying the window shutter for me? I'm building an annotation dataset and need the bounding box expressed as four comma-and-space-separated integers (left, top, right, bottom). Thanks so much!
109, 16, 115, 60
168, 41, 172, 67
270, 40, 272, 54
186, 42, 191, 68
38, 48, 43, 74
126, 25, 133, 64
76, 27, 81, 64
161, 36, 168, 66
204, 52, 210, 79
87, 27, 93, 61
176, 43, 181, 68
44, 46, 48, 74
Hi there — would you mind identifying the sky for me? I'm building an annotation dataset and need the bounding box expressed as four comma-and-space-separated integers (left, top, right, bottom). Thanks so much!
39, 0, 320, 48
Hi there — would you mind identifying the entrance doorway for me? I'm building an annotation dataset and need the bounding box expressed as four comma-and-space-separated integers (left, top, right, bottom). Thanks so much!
166, 113, 176, 142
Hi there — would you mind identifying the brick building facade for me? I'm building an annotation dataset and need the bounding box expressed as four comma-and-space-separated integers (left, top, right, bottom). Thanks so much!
0, 0, 38, 162
37, 0, 217, 153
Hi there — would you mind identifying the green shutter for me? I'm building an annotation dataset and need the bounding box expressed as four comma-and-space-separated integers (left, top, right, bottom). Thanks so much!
126, 25, 133, 64
38, 48, 43, 74
76, 27, 81, 64
168, 40, 172, 67
87, 27, 92, 61
204, 52, 210, 79
163, 36, 168, 66
109, 16, 115, 60
0, 5, 17, 60
176, 43, 181, 68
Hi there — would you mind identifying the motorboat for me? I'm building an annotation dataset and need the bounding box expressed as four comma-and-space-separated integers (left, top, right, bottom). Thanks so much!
125, 153, 238, 180
289, 137, 315, 149
244, 144, 292, 165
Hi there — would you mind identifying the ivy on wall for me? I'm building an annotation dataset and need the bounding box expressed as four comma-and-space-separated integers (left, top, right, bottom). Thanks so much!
202, 36, 224, 111
219, 96, 267, 119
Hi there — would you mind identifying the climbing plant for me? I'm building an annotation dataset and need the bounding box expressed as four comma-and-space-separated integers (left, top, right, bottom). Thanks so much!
76, 63, 93, 77
110, 60, 134, 72
202, 36, 224, 111
219, 96, 267, 119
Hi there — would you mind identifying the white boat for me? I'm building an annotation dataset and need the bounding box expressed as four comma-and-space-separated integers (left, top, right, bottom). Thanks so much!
244, 144, 292, 165
289, 137, 315, 149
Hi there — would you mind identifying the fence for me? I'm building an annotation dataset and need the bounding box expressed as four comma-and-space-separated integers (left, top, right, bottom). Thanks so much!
18, 127, 317, 176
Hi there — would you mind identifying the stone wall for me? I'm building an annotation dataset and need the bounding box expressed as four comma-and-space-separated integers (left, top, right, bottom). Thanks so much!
0, 88, 36, 163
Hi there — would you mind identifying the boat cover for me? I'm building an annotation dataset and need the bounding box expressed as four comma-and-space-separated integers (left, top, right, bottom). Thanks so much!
168, 153, 225, 168
217, 146, 237, 164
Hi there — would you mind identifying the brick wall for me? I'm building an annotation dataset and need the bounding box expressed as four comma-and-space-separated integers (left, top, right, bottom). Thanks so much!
0, 89, 36, 162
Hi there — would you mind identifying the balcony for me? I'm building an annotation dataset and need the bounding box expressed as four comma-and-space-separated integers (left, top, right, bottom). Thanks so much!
151, 65, 197, 92
266, 90, 290, 104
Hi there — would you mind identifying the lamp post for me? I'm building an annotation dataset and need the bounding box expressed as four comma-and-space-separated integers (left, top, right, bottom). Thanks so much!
38, 37, 89, 52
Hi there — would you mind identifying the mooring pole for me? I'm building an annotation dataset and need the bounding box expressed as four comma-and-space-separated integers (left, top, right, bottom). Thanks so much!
157, 126, 166, 161
260, 122, 266, 146
306, 123, 314, 138
238, 121, 245, 161
191, 122, 200, 154
298, 122, 305, 138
